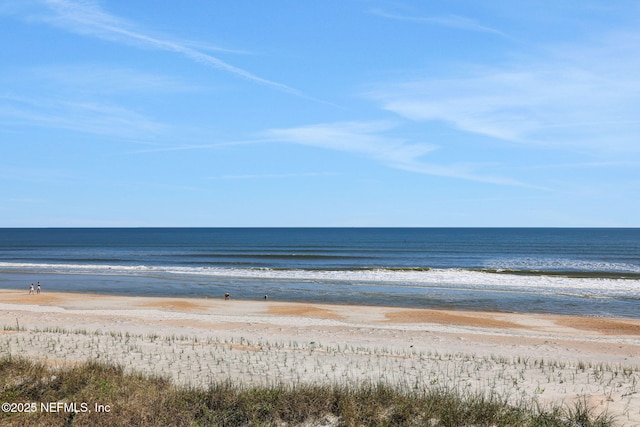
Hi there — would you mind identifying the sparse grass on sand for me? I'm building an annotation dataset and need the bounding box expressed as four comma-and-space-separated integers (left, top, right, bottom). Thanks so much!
0, 356, 616, 427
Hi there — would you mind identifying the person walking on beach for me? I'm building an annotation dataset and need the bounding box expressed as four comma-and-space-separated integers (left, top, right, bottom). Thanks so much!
29, 283, 34, 295
36, 282, 41, 294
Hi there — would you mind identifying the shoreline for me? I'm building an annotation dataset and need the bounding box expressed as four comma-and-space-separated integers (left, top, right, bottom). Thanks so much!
2, 288, 640, 333
2, 289, 640, 425
2, 276, 639, 322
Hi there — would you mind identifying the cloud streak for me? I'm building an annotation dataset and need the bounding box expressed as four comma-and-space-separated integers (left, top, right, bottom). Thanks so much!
127, 121, 528, 186
264, 121, 528, 186
370, 8, 507, 37
0, 94, 166, 139
366, 31, 640, 153
21, 0, 301, 95
265, 121, 434, 164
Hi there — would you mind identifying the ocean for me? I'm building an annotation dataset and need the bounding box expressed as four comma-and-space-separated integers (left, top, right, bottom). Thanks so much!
0, 228, 639, 318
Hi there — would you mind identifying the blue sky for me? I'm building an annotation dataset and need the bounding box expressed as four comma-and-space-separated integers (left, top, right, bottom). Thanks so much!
1, 0, 639, 227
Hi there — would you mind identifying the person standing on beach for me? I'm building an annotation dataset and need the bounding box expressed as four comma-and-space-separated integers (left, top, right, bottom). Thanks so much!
29, 283, 34, 295
36, 282, 41, 294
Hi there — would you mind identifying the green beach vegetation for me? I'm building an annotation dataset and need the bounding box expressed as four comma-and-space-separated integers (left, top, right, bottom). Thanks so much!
0, 355, 616, 427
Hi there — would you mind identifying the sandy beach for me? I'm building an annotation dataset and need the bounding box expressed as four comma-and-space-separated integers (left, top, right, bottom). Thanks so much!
1, 289, 639, 425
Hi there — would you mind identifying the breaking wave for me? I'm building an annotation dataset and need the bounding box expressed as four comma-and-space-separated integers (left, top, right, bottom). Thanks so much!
1, 261, 639, 298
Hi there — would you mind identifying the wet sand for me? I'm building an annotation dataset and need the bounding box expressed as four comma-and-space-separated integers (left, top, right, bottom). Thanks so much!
1, 289, 640, 425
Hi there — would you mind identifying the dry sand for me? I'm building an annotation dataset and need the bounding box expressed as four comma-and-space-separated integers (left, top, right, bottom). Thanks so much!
1, 289, 640, 425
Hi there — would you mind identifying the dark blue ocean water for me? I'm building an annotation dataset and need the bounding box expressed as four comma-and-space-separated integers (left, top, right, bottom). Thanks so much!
0, 228, 639, 317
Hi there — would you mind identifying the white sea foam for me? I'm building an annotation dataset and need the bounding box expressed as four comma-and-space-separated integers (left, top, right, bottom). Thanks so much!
485, 257, 640, 274
1, 262, 639, 297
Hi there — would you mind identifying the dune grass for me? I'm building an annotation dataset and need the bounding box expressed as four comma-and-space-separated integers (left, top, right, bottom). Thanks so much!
0, 355, 617, 426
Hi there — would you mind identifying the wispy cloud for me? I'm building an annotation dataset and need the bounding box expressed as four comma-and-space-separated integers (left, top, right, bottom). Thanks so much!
365, 30, 640, 153
11, 0, 301, 95
370, 8, 507, 37
127, 121, 527, 186
0, 63, 199, 142
0, 94, 165, 138
265, 121, 433, 164
264, 121, 528, 186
